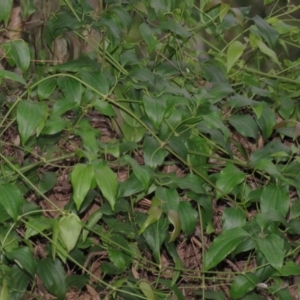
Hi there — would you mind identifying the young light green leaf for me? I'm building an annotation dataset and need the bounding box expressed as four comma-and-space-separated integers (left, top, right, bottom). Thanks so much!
0, 279, 9, 300
139, 206, 162, 235
168, 210, 181, 243
178, 202, 197, 236
143, 95, 166, 129
37, 258, 66, 299
216, 164, 246, 199
17, 100, 48, 144
59, 213, 82, 252
94, 161, 118, 210
71, 164, 94, 211
204, 228, 248, 270
139, 281, 156, 300
0, 183, 23, 221
257, 39, 281, 66
260, 184, 289, 217
256, 234, 285, 270
230, 273, 260, 300
228, 114, 258, 140
6, 247, 37, 277
227, 41, 246, 72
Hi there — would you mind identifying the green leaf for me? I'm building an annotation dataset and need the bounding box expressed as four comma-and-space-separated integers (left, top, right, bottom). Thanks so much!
260, 184, 289, 217
228, 114, 258, 140
38, 172, 57, 194
57, 77, 82, 104
230, 273, 260, 300
143, 95, 166, 129
168, 210, 181, 243
37, 258, 66, 299
93, 100, 115, 117
25, 216, 51, 239
0, 70, 26, 85
256, 39, 281, 66
0, 183, 23, 221
0, 279, 9, 300
94, 161, 118, 210
139, 281, 156, 300
6, 247, 37, 277
139, 23, 157, 53
143, 136, 168, 167
8, 265, 31, 300
82, 209, 103, 242
222, 208, 246, 230
0, 0, 12, 23
79, 71, 109, 95
278, 261, 300, 276
204, 227, 248, 270
71, 164, 94, 211
38, 78, 57, 101
252, 16, 279, 48
108, 248, 131, 270
139, 206, 162, 234
227, 41, 246, 72
216, 164, 246, 199
256, 103, 276, 139
156, 187, 179, 211
178, 201, 197, 236
160, 21, 191, 39
17, 100, 48, 144
59, 213, 82, 252
167, 136, 188, 160
256, 234, 285, 270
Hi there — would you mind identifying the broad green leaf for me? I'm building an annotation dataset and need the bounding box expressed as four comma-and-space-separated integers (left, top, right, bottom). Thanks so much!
178, 201, 197, 236
108, 248, 131, 270
38, 78, 57, 101
216, 164, 246, 199
57, 77, 82, 104
256, 103, 276, 139
204, 227, 248, 270
167, 136, 188, 160
25, 216, 51, 239
156, 187, 179, 211
203, 111, 230, 139
252, 16, 279, 48
257, 234, 285, 270
255, 211, 286, 230
6, 247, 37, 277
0, 70, 26, 85
8, 265, 31, 300
17, 100, 48, 144
228, 114, 258, 140
7, 40, 30, 71
160, 21, 191, 39
260, 184, 289, 216
59, 213, 82, 252
79, 71, 109, 95
0, 0, 12, 23
168, 210, 181, 243
278, 261, 300, 276
43, 116, 68, 135
230, 273, 260, 300
143, 136, 168, 167
82, 209, 103, 242
222, 208, 246, 230
143, 95, 166, 129
143, 217, 168, 264
37, 258, 66, 299
71, 164, 94, 211
38, 172, 57, 194
227, 41, 246, 72
139, 281, 156, 300
0, 183, 23, 221
139, 23, 157, 53
94, 161, 118, 210
93, 100, 115, 117
257, 39, 280, 66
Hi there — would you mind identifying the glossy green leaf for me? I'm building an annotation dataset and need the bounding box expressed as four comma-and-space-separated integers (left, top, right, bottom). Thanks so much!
204, 228, 248, 270
168, 210, 181, 243
6, 247, 37, 277
227, 41, 246, 72
59, 213, 82, 252
178, 201, 197, 236
257, 234, 285, 270
94, 161, 118, 210
139, 281, 156, 300
36, 258, 66, 299
143, 95, 166, 129
0, 183, 23, 221
0, 70, 26, 85
57, 76, 82, 104
17, 100, 48, 144
38, 78, 57, 101
230, 273, 260, 300
216, 164, 246, 199
71, 164, 94, 211
228, 114, 258, 140
260, 184, 289, 216
222, 207, 246, 230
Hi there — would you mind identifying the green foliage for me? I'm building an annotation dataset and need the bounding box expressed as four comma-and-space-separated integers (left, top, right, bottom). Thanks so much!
1, 0, 300, 299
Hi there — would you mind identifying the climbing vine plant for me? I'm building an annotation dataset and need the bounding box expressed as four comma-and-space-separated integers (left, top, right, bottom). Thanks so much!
1, 0, 300, 299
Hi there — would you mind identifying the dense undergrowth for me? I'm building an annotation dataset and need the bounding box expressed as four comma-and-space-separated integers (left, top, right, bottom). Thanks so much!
1, 0, 300, 299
